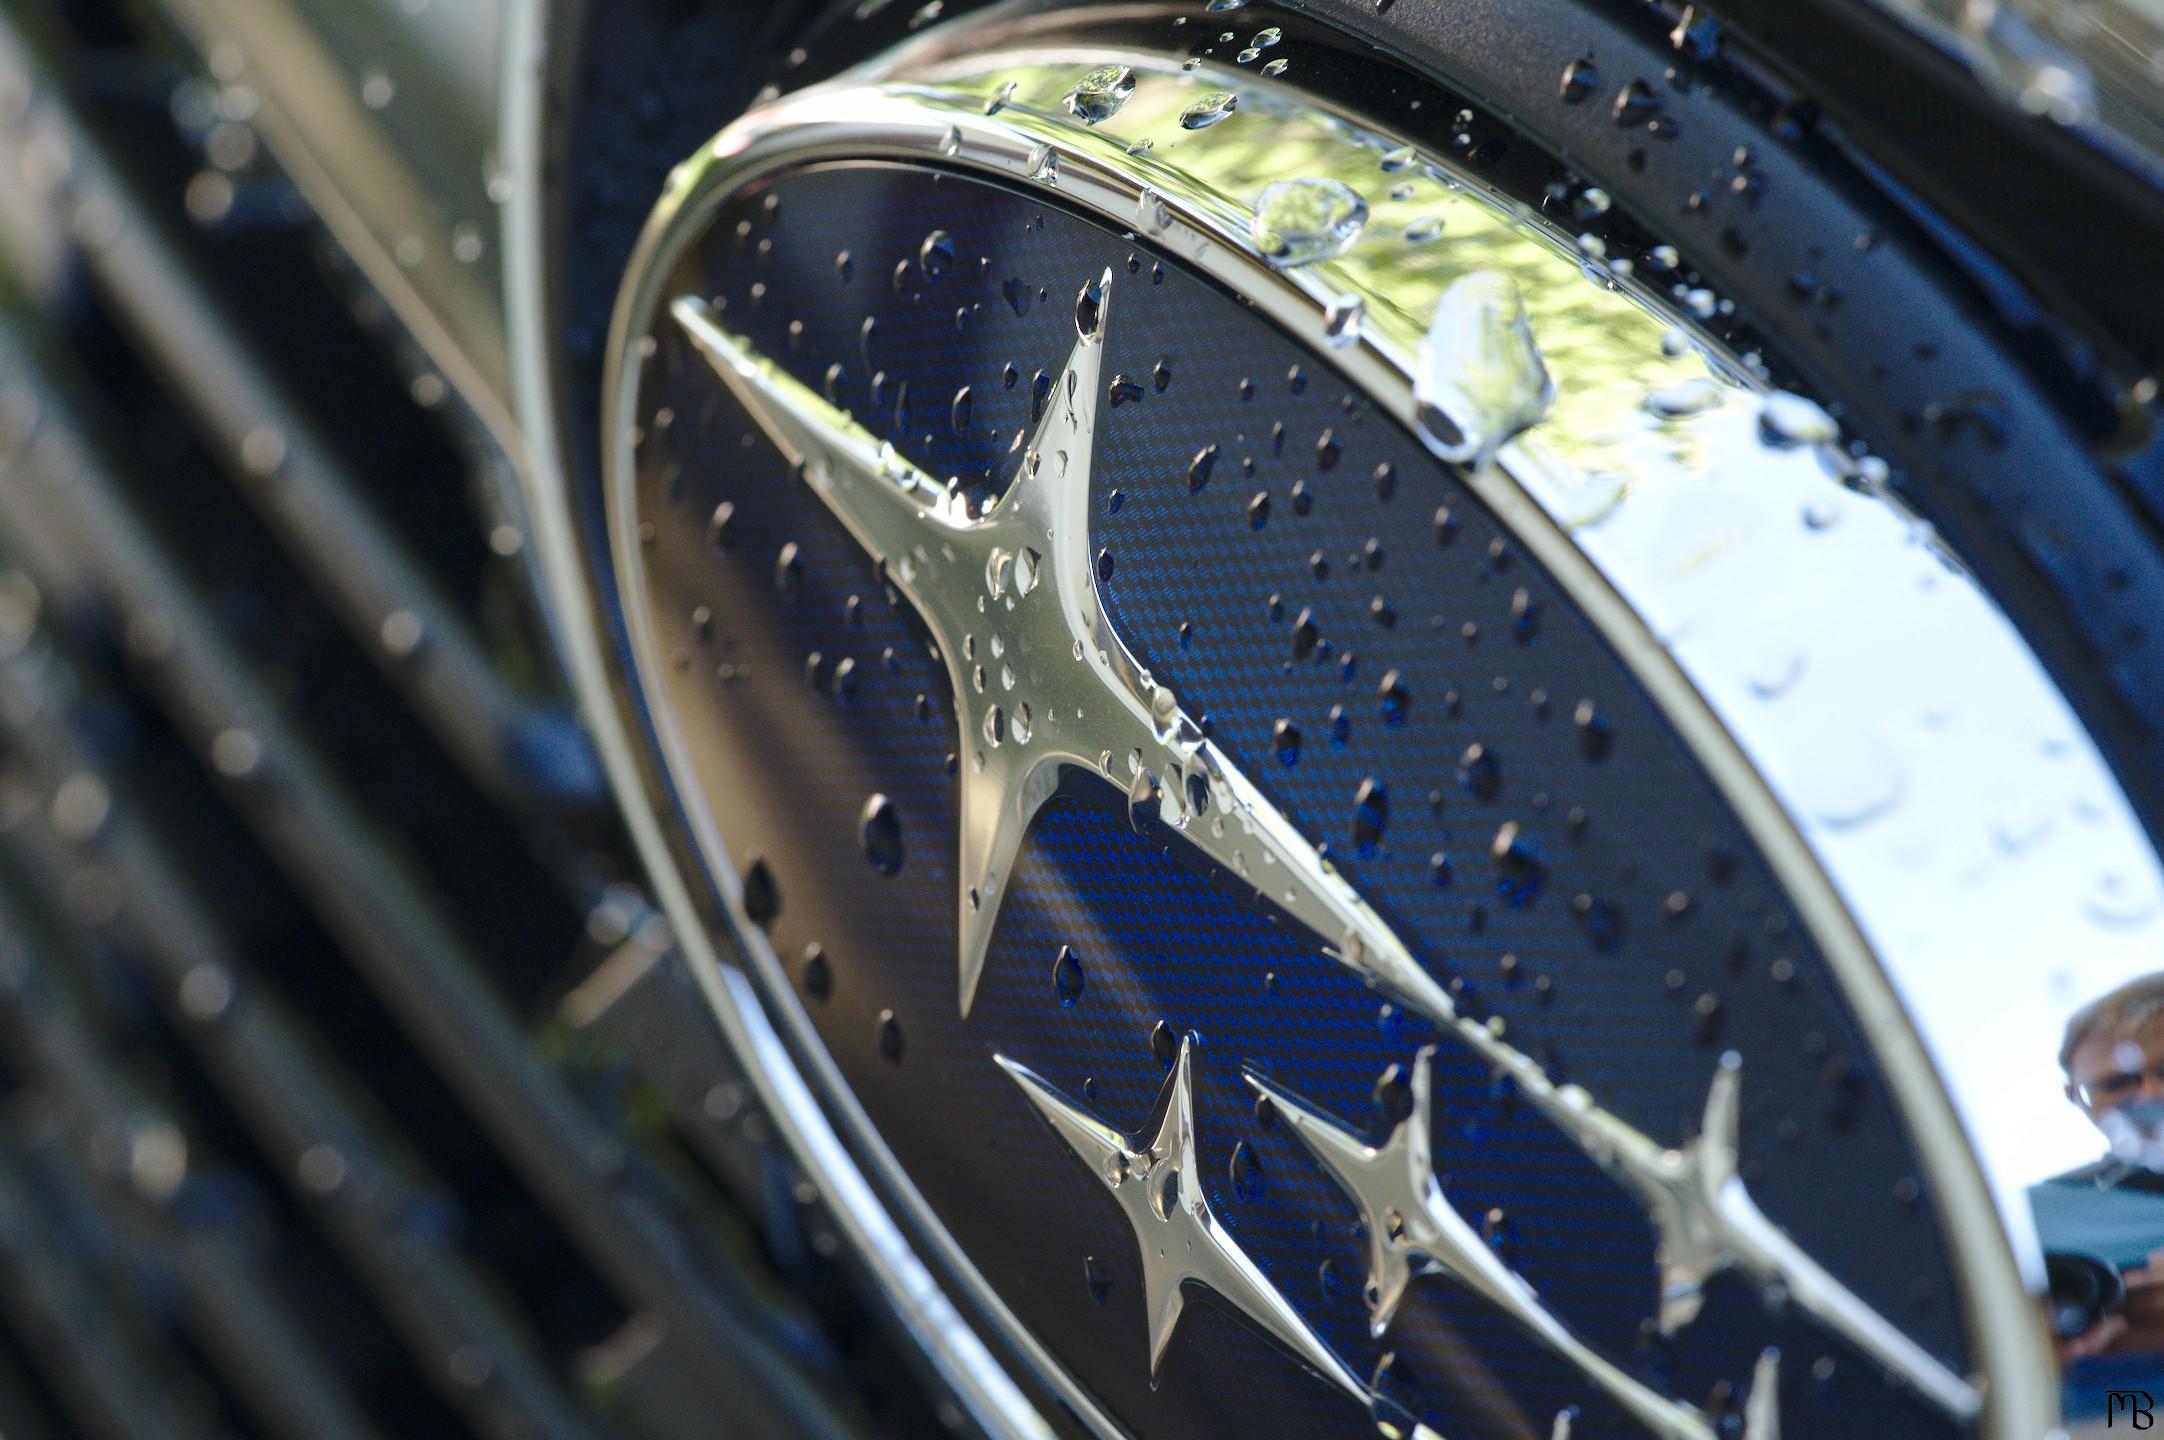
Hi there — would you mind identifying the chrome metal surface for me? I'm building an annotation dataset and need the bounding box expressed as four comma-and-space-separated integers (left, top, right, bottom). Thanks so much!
533, 1, 2164, 1434
999, 1038, 1364, 1397
674, 271, 1448, 1024
1247, 1053, 1716, 1438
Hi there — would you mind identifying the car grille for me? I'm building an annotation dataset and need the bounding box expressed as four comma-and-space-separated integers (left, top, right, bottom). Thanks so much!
0, 5, 935, 1437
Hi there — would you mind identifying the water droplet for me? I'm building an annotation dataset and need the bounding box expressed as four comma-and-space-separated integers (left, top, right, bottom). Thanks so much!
1377, 669, 1410, 724
1291, 607, 1320, 659
1613, 77, 1664, 126
1490, 821, 1545, 906
1404, 215, 1445, 243
950, 384, 974, 435
1645, 379, 1722, 418
1084, 1254, 1113, 1302
939, 125, 963, 156
984, 79, 1017, 114
1187, 443, 1219, 493
1250, 177, 1368, 267
1252, 25, 1281, 46
707, 501, 738, 553
1137, 185, 1171, 235
1351, 778, 1389, 856
1149, 1019, 1181, 1065
1027, 143, 1059, 184
1323, 294, 1363, 347
1095, 547, 1116, 583
1260, 57, 1288, 77
1179, 91, 1239, 129
775, 541, 805, 601
877, 1009, 904, 1062
1379, 146, 1418, 172
1066, 64, 1136, 124
742, 855, 781, 926
1015, 547, 1041, 596
2085, 869, 2162, 930
1053, 944, 1086, 1004
801, 945, 833, 1002
860, 794, 905, 874
1459, 742, 1501, 800
1796, 723, 1904, 830
1759, 390, 1840, 447
1272, 717, 1301, 766
982, 706, 1005, 748
834, 249, 855, 283
1560, 57, 1599, 103
1745, 645, 1806, 698
1247, 491, 1271, 529
1075, 275, 1104, 338
1414, 272, 1554, 466
1205, 0, 1248, 9
918, 228, 954, 282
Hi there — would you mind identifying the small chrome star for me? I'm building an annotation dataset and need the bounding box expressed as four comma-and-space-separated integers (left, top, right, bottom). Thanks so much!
1454, 1033, 1974, 1420
1250, 1049, 1711, 1439
997, 1038, 1364, 1399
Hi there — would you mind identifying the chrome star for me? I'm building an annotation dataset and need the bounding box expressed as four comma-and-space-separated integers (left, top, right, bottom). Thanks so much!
674, 269, 1452, 1024
1453, 1033, 1974, 1420
995, 1038, 1364, 1398
1250, 1050, 1712, 1440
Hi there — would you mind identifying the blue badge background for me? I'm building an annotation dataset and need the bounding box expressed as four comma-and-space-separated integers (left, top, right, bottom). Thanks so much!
627, 160, 1970, 1439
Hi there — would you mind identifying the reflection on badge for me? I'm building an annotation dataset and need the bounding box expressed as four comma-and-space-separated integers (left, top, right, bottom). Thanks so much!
2034, 974, 2164, 1427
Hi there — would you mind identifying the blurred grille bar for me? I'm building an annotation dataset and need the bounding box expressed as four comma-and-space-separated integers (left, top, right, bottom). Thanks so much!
0, 3, 953, 1435
0, 6, 596, 814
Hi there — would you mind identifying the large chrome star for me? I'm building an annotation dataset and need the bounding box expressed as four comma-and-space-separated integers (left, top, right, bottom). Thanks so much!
1454, 1035, 1974, 1419
995, 1038, 1364, 1398
1249, 1050, 1712, 1440
674, 269, 1452, 1023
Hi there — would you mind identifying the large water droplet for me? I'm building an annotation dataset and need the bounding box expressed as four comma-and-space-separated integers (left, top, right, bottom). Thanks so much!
860, 794, 905, 874
1066, 64, 1136, 123
1759, 390, 1840, 447
1179, 91, 1239, 129
1323, 294, 1364, 347
918, 229, 954, 282
1187, 443, 1219, 493
1796, 723, 1904, 830
1644, 379, 1722, 418
1053, 944, 1087, 1005
1075, 275, 1104, 338
1250, 177, 1368, 267
1559, 57, 1599, 103
1414, 272, 1554, 467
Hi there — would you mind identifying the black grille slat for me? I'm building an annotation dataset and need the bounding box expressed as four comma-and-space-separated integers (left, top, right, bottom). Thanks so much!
0, 659, 607, 1440
0, 8, 600, 819
0, 4, 957, 1435
0, 304, 864, 1437
0, 1140, 225, 1440
0, 885, 386, 1440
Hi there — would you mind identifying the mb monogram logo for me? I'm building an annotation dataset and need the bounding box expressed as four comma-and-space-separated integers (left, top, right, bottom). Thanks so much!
2112, 1390, 2157, 1429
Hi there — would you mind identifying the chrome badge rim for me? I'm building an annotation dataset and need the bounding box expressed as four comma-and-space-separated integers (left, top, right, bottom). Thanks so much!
580, 4, 2161, 1433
